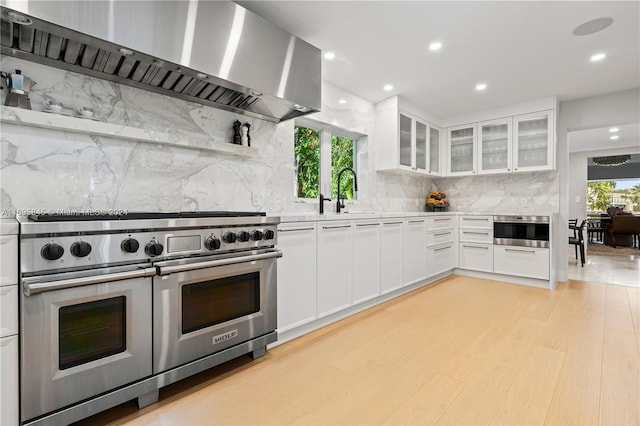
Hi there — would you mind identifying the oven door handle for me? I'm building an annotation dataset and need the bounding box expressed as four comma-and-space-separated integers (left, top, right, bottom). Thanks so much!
157, 250, 283, 276
22, 267, 157, 296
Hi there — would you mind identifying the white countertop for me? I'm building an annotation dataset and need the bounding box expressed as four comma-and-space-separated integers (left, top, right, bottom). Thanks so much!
0, 218, 18, 235
276, 211, 556, 223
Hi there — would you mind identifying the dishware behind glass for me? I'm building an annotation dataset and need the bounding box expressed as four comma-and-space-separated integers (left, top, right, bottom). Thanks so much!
76, 106, 94, 118
43, 100, 64, 112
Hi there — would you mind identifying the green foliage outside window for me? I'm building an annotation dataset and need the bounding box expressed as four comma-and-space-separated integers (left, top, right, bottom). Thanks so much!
587, 181, 616, 212
294, 126, 320, 198
331, 135, 355, 200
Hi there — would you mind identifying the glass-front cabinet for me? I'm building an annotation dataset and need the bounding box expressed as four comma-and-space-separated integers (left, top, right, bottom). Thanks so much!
478, 118, 512, 174
428, 124, 443, 176
513, 110, 554, 171
447, 124, 477, 176
398, 112, 428, 173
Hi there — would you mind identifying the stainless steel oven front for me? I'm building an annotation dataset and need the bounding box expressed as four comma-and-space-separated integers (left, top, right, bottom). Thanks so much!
493, 215, 550, 248
153, 249, 280, 373
20, 265, 155, 422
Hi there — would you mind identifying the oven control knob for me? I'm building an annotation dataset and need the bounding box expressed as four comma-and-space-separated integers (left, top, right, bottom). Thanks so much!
71, 241, 92, 257
145, 241, 164, 257
41, 243, 64, 261
264, 229, 275, 240
222, 232, 237, 243
251, 230, 263, 241
205, 236, 221, 250
238, 231, 250, 242
121, 238, 140, 253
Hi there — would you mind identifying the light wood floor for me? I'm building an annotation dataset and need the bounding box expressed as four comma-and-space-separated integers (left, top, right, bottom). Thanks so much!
76, 275, 640, 425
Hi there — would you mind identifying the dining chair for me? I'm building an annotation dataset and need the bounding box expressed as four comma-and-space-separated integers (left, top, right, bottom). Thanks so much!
568, 219, 586, 267
569, 218, 578, 239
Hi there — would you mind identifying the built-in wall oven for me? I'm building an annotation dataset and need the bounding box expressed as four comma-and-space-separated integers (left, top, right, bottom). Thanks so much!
493, 215, 550, 247
17, 212, 280, 426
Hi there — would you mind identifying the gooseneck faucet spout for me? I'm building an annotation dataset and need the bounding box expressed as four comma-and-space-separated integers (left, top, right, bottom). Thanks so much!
336, 168, 358, 213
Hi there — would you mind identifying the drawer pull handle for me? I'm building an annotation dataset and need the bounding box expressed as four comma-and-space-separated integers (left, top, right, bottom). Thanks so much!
464, 218, 489, 221
505, 248, 535, 254
462, 231, 489, 235
383, 221, 403, 225
279, 227, 315, 232
434, 245, 452, 252
434, 218, 451, 221
356, 223, 380, 227
408, 220, 424, 224
462, 245, 489, 250
434, 232, 451, 236
322, 225, 351, 230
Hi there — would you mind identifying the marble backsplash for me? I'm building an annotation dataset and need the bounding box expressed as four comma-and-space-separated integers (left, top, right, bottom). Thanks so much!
1, 57, 432, 217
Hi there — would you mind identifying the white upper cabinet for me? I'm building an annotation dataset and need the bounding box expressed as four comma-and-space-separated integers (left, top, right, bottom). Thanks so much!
447, 123, 477, 176
478, 118, 512, 174
375, 96, 441, 176
513, 110, 554, 172
428, 124, 444, 176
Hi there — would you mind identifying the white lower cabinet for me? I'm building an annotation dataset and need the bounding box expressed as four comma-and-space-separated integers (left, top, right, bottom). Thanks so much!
0, 235, 18, 286
352, 222, 381, 304
494, 246, 550, 280
426, 215, 457, 277
277, 223, 317, 333
380, 220, 403, 294
402, 219, 427, 286
428, 243, 457, 277
0, 335, 19, 426
317, 222, 353, 317
0, 285, 18, 338
459, 243, 494, 272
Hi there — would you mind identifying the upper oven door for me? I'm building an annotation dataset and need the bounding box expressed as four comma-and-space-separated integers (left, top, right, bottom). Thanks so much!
493, 221, 550, 247
20, 269, 154, 422
153, 250, 281, 374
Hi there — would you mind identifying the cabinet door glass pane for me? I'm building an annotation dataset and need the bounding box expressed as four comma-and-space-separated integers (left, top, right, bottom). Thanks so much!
415, 121, 427, 170
517, 116, 548, 168
430, 127, 440, 172
481, 123, 509, 170
399, 114, 412, 167
450, 127, 474, 173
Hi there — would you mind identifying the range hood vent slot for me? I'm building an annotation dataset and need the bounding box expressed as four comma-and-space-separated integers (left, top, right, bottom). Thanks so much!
0, 2, 321, 123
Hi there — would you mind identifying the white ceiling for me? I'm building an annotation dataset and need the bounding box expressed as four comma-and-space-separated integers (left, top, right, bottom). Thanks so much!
569, 122, 640, 153
237, 1, 640, 120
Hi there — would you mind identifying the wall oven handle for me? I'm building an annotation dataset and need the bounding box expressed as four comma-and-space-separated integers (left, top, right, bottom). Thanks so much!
23, 267, 157, 296
157, 250, 283, 275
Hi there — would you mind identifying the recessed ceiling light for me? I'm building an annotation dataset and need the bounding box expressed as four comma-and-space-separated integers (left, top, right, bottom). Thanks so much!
573, 17, 614, 36
429, 41, 442, 51
324, 52, 335, 60
610, 135, 620, 140
383, 84, 393, 91
609, 127, 619, 133
590, 53, 606, 62
338, 99, 347, 104
475, 83, 487, 91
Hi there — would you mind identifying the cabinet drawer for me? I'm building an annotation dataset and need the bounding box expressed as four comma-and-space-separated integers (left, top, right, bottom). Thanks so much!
0, 235, 18, 286
0, 335, 19, 426
494, 246, 549, 280
459, 215, 493, 229
427, 244, 456, 277
0, 286, 18, 338
426, 216, 455, 230
459, 243, 493, 272
427, 229, 455, 246
459, 228, 493, 243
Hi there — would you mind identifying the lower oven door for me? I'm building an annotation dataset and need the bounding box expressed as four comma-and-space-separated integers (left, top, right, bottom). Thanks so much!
21, 267, 155, 423
153, 250, 281, 373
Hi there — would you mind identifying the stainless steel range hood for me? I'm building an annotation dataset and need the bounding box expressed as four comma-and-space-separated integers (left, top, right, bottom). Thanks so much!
0, 1, 321, 122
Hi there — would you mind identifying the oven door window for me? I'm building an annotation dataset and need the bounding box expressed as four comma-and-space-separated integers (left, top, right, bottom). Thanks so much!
59, 296, 126, 370
182, 272, 260, 334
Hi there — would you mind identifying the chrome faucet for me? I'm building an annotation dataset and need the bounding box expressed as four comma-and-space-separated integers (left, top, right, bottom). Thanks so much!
336, 168, 358, 213
319, 193, 332, 214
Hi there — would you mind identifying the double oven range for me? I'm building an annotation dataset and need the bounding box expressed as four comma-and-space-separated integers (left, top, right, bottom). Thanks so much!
17, 211, 281, 425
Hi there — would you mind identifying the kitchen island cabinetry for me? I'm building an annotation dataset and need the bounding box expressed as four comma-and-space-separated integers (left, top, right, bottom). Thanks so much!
317, 222, 353, 317
0, 219, 18, 426
458, 215, 493, 272
380, 220, 404, 294
402, 219, 427, 286
352, 221, 381, 304
276, 223, 318, 333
